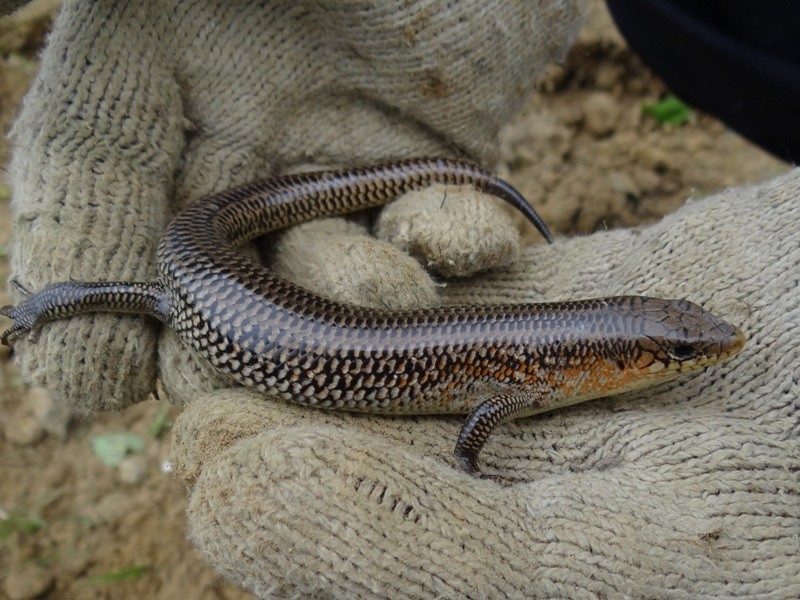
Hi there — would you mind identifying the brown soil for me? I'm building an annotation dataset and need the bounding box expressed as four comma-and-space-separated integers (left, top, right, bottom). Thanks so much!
502, 2, 786, 242
0, 2, 788, 599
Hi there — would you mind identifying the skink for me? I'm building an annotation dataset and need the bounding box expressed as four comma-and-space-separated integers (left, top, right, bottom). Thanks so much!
1, 158, 745, 472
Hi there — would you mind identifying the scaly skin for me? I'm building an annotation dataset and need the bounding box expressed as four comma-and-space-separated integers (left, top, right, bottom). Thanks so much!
1, 158, 745, 473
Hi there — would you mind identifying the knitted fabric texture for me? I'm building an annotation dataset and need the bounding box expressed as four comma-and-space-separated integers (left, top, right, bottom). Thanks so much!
8, 0, 584, 410
173, 171, 799, 598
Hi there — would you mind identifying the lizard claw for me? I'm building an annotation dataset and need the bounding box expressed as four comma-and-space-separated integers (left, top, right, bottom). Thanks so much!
9, 278, 32, 297
1, 280, 34, 346
1, 281, 43, 346
0, 304, 30, 347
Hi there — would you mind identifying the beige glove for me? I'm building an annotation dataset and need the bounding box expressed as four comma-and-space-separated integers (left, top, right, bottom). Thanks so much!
173, 173, 799, 598
7, 0, 583, 410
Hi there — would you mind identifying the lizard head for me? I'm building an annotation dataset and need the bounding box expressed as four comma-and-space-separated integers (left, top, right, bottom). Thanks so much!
625, 297, 746, 376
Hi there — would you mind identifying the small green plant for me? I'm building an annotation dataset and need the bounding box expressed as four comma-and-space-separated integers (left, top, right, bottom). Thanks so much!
88, 565, 151, 584
643, 95, 692, 126
0, 509, 47, 540
91, 433, 145, 466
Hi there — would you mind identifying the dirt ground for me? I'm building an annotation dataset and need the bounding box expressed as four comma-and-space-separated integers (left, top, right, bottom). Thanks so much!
0, 2, 789, 599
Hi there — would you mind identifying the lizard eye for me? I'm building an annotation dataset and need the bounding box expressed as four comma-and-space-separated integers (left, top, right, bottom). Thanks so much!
668, 343, 697, 361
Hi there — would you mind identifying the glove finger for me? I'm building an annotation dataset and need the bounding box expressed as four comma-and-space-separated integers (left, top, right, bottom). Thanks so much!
271, 218, 441, 309
171, 388, 454, 488
7, 3, 185, 411
376, 184, 523, 278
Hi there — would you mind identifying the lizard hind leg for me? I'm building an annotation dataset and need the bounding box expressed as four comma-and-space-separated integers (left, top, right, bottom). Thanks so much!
454, 391, 544, 475
1, 279, 32, 320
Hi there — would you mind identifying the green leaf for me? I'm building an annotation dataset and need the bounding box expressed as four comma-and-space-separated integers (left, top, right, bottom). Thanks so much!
91, 433, 145, 467
89, 565, 151, 584
642, 95, 692, 126
148, 404, 172, 439
0, 511, 47, 540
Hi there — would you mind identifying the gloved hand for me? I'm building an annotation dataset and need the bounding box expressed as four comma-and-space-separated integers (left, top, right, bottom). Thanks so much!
7, 0, 583, 410
6, 0, 798, 599
172, 173, 799, 598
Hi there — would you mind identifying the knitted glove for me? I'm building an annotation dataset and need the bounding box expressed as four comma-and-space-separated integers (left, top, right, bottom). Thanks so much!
172, 172, 799, 598
7, 0, 583, 410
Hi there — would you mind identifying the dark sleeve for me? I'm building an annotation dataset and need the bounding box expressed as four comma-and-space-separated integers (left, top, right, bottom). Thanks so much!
606, 0, 800, 163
